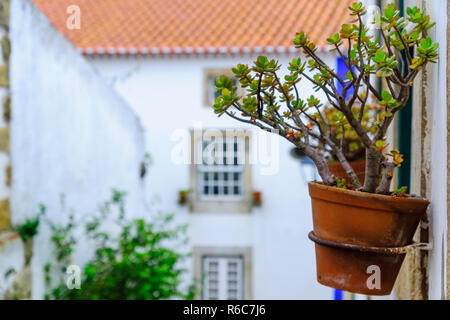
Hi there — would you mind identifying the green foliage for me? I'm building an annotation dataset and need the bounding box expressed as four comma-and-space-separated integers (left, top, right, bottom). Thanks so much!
49, 215, 76, 265
44, 191, 195, 300
178, 188, 193, 205
392, 186, 408, 197
406, 6, 436, 33
327, 33, 342, 46
387, 148, 404, 167
415, 37, 439, 66
372, 49, 398, 77
242, 96, 258, 113
16, 204, 45, 242
210, 1, 438, 192
334, 178, 347, 190
372, 138, 388, 152
349, 2, 365, 15
212, 2, 438, 122
380, 91, 399, 109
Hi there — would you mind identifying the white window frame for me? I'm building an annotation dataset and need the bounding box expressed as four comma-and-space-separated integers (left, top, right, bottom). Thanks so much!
202, 255, 244, 300
189, 129, 252, 213
203, 69, 240, 107
197, 135, 245, 201
193, 247, 252, 300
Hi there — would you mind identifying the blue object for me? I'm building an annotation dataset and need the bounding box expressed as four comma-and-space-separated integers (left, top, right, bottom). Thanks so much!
336, 57, 355, 100
334, 289, 343, 300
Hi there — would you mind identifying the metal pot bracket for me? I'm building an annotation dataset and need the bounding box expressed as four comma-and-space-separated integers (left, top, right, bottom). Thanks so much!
308, 231, 432, 255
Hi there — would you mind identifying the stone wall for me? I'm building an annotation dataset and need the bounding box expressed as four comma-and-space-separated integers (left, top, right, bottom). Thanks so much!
0, 0, 10, 231
0, 0, 21, 299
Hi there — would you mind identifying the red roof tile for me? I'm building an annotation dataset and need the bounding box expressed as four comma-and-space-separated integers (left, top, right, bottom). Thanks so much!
32, 0, 354, 55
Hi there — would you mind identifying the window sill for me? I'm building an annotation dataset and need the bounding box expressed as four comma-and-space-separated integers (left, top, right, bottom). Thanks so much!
189, 200, 253, 214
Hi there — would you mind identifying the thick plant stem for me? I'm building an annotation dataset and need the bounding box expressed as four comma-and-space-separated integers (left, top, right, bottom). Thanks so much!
302, 146, 335, 186
377, 161, 396, 195
362, 148, 380, 193
333, 148, 362, 188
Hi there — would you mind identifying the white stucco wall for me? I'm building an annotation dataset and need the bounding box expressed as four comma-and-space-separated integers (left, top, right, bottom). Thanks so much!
90, 52, 338, 299
422, 0, 448, 300
9, 0, 146, 299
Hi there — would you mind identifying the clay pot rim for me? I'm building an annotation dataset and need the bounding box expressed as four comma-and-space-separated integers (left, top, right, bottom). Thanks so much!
308, 181, 430, 205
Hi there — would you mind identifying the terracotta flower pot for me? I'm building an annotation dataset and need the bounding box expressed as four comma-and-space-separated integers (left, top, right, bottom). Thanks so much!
327, 160, 366, 185
308, 182, 429, 295
253, 191, 262, 206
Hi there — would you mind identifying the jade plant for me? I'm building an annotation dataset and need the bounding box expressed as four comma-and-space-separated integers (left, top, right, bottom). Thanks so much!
213, 2, 437, 194
320, 99, 379, 163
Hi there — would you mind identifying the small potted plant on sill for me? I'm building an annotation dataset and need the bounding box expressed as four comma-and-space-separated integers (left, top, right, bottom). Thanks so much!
178, 189, 193, 206
252, 191, 262, 207
212, 2, 437, 295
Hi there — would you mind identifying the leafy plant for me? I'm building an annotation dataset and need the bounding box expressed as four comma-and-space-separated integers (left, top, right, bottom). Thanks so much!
45, 191, 195, 300
392, 186, 408, 197
212, 2, 438, 195
320, 100, 380, 162
335, 178, 348, 190
16, 204, 45, 242
252, 191, 262, 206
178, 188, 192, 205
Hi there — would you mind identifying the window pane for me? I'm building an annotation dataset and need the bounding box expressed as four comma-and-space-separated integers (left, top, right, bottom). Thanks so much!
197, 135, 245, 200
203, 256, 244, 300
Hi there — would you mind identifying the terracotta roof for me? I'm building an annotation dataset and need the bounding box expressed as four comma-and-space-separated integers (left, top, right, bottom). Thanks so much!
32, 0, 354, 56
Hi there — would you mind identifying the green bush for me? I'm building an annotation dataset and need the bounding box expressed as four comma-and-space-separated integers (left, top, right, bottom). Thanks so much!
45, 191, 195, 300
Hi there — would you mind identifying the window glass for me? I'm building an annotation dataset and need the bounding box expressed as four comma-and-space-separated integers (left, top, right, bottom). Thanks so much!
197, 135, 245, 201
202, 255, 244, 300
